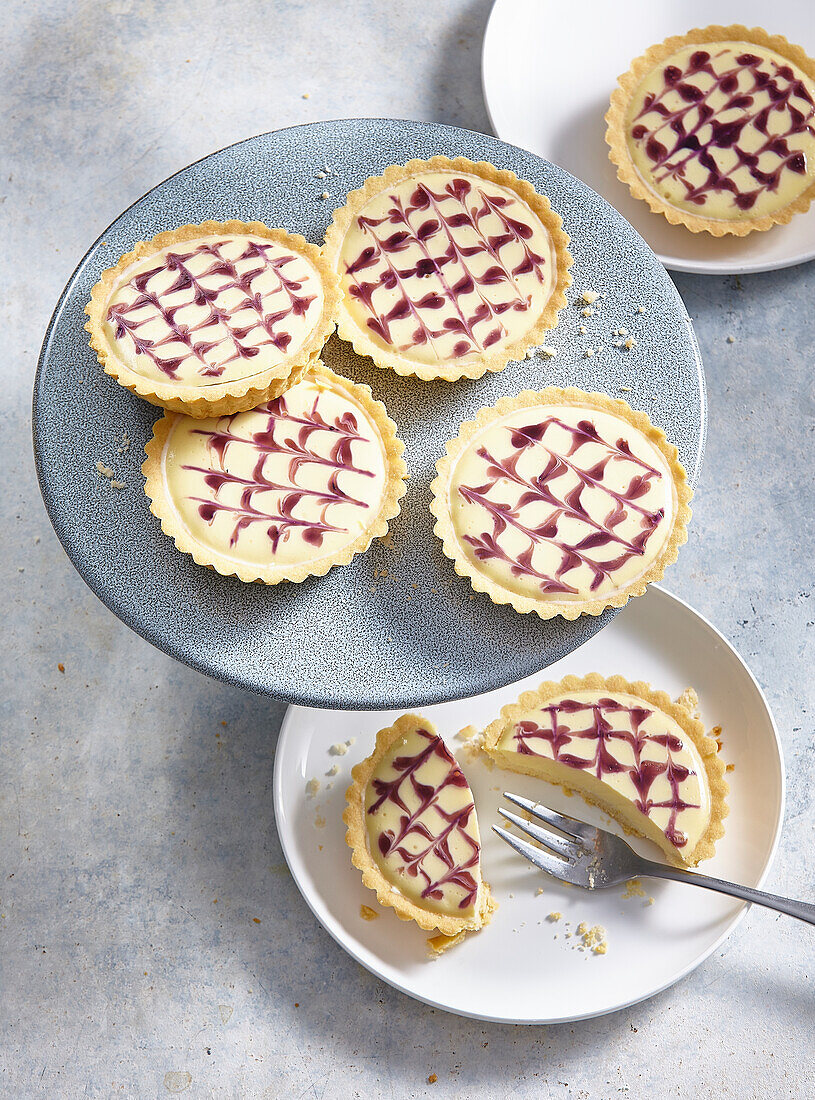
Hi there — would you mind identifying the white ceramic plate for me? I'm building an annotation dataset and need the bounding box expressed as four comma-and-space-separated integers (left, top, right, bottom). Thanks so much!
273, 586, 784, 1023
482, 0, 815, 275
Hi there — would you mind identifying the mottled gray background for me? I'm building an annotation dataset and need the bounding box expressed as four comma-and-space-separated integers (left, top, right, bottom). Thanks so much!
2, 1, 813, 1098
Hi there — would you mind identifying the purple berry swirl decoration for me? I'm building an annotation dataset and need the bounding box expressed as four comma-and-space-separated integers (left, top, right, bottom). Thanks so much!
627, 42, 815, 217
339, 171, 555, 366
452, 408, 673, 603
367, 727, 481, 911
511, 695, 701, 849
104, 235, 322, 384
165, 377, 385, 564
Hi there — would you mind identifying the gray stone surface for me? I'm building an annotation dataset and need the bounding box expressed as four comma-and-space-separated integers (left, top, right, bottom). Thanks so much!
1, 1, 812, 1097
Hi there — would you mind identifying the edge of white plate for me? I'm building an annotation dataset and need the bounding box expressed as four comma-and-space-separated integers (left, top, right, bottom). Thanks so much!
480, 0, 815, 277
273, 586, 786, 1024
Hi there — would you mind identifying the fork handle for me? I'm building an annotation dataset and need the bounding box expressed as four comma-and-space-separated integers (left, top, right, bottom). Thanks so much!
641, 862, 815, 926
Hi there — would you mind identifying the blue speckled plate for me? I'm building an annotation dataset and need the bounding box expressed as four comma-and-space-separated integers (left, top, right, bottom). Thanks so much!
33, 119, 705, 710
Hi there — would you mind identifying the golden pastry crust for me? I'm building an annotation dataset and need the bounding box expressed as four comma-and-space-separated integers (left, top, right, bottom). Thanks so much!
481, 673, 729, 867
86, 220, 341, 416
142, 361, 407, 585
323, 156, 573, 380
343, 713, 495, 941
429, 387, 692, 619
606, 25, 815, 236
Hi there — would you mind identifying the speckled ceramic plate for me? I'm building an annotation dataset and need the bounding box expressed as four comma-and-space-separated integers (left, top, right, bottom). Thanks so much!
274, 587, 784, 1023
483, 0, 815, 275
33, 119, 705, 709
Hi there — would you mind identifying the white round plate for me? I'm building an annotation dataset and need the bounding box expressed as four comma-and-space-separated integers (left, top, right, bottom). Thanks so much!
482, 0, 815, 275
273, 586, 784, 1023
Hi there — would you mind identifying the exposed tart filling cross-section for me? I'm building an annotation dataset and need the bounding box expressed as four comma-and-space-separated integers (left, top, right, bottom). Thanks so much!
482, 674, 728, 867
606, 26, 815, 234
430, 388, 692, 618
324, 157, 572, 380
344, 714, 495, 945
142, 363, 407, 584
86, 221, 340, 416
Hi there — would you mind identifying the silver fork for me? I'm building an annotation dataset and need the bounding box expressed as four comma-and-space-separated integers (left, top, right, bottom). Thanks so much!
494, 792, 815, 926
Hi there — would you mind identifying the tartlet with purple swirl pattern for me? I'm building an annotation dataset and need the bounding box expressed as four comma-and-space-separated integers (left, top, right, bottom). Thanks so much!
323, 156, 572, 381
480, 673, 728, 868
606, 26, 815, 235
430, 387, 692, 619
142, 362, 407, 585
344, 713, 496, 952
86, 220, 340, 417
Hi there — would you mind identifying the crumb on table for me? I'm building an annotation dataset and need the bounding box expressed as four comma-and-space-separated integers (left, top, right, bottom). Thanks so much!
360, 905, 379, 921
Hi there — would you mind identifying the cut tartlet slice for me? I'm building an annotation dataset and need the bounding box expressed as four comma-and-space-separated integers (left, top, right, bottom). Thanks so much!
86, 220, 341, 416
142, 362, 407, 585
482, 674, 728, 867
606, 25, 815, 235
344, 713, 496, 951
323, 156, 572, 381
430, 387, 692, 619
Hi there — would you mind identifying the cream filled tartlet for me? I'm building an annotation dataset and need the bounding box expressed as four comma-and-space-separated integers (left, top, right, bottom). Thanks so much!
482, 674, 728, 867
142, 363, 406, 584
324, 156, 572, 380
606, 26, 815, 234
430, 387, 691, 618
344, 714, 496, 952
86, 220, 340, 416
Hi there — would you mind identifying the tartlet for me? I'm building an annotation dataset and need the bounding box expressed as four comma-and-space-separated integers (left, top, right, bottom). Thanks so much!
430, 387, 691, 619
344, 713, 495, 952
142, 362, 407, 585
481, 674, 728, 867
86, 220, 340, 416
606, 25, 815, 235
323, 156, 572, 380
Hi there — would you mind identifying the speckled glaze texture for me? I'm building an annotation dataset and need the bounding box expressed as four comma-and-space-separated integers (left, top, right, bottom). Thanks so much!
34, 119, 705, 709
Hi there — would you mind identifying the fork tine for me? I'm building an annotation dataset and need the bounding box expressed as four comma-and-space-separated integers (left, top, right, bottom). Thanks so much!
498, 807, 585, 860
492, 825, 575, 883
503, 792, 598, 842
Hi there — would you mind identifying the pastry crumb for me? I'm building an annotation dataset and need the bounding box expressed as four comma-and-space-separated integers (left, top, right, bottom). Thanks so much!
110, 479, 125, 490
619, 385, 632, 393
302, 92, 310, 99
57, 663, 65, 673
726, 763, 735, 772
326, 764, 339, 777
578, 324, 587, 334
622, 879, 646, 899
96, 461, 114, 478
577, 922, 608, 954
635, 304, 646, 314
320, 190, 330, 200
584, 348, 595, 358
535, 886, 545, 897
360, 904, 379, 921
623, 336, 637, 350
329, 742, 349, 756
580, 289, 599, 305
314, 814, 326, 829
726, 335, 735, 343
428, 1074, 438, 1085
380, 531, 395, 549
547, 911, 562, 922
539, 345, 557, 358
306, 777, 320, 798
581, 306, 594, 317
